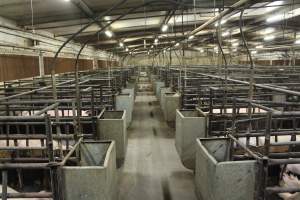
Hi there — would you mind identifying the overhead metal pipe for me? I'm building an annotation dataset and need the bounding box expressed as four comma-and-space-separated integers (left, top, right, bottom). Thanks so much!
189, 0, 262, 36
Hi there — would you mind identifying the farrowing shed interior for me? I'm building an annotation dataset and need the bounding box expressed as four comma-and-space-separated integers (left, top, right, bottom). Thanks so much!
0, 0, 300, 199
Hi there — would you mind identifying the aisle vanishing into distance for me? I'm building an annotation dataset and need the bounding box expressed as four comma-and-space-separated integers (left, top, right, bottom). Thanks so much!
118, 70, 197, 200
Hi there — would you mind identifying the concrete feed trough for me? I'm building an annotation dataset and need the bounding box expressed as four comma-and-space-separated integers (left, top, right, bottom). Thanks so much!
116, 92, 134, 127
61, 141, 117, 200
97, 110, 127, 167
195, 138, 257, 200
123, 87, 135, 100
162, 92, 180, 123
175, 109, 207, 170
154, 81, 165, 99
160, 87, 171, 114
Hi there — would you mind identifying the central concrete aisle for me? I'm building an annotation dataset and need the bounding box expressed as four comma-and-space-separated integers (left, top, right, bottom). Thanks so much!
118, 90, 198, 199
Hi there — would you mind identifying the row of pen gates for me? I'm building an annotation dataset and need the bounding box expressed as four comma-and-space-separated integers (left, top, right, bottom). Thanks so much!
0, 67, 137, 200
153, 65, 300, 200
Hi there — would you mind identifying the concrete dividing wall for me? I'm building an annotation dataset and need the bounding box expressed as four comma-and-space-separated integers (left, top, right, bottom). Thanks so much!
125, 80, 137, 98
154, 81, 165, 99
61, 141, 117, 200
97, 111, 127, 167
175, 109, 207, 170
160, 87, 172, 116
163, 92, 181, 123
195, 138, 257, 200
116, 92, 134, 127
122, 88, 135, 102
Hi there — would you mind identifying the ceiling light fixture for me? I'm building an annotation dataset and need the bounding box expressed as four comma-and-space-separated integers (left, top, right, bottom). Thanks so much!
119, 42, 124, 47
266, 1, 284, 12
161, 24, 169, 32
255, 45, 264, 49
105, 30, 113, 38
266, 8, 300, 23
126, 48, 129, 52
232, 42, 239, 47
251, 50, 257, 54
188, 35, 195, 40
295, 40, 300, 44
214, 46, 219, 52
230, 39, 238, 43
266, 14, 284, 23
175, 42, 180, 47
222, 31, 230, 37
214, 19, 227, 27
104, 16, 111, 21
154, 38, 158, 45
260, 27, 275, 35
264, 35, 275, 41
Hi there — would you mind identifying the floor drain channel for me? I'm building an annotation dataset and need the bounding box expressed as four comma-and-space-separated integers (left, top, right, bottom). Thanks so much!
152, 127, 157, 136
150, 111, 154, 118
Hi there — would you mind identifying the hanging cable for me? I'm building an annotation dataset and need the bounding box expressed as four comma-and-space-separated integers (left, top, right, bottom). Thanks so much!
239, 8, 254, 100
239, 8, 254, 147
216, 21, 228, 66
30, 0, 35, 33
216, 11, 228, 115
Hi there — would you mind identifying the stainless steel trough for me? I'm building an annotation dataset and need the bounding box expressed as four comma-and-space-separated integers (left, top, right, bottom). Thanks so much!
175, 109, 207, 170
61, 141, 117, 200
97, 110, 127, 167
195, 138, 257, 200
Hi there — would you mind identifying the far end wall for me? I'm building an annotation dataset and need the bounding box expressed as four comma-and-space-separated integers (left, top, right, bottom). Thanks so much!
0, 54, 119, 82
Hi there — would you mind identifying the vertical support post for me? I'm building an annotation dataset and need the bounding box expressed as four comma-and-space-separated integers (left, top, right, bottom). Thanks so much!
91, 88, 96, 138
93, 57, 98, 70
264, 112, 272, 156
255, 158, 268, 200
2, 170, 7, 200
208, 88, 213, 136
229, 98, 237, 160
39, 51, 45, 77
45, 115, 61, 200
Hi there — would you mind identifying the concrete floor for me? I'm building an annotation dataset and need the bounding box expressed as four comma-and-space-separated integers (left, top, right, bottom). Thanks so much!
118, 76, 197, 200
